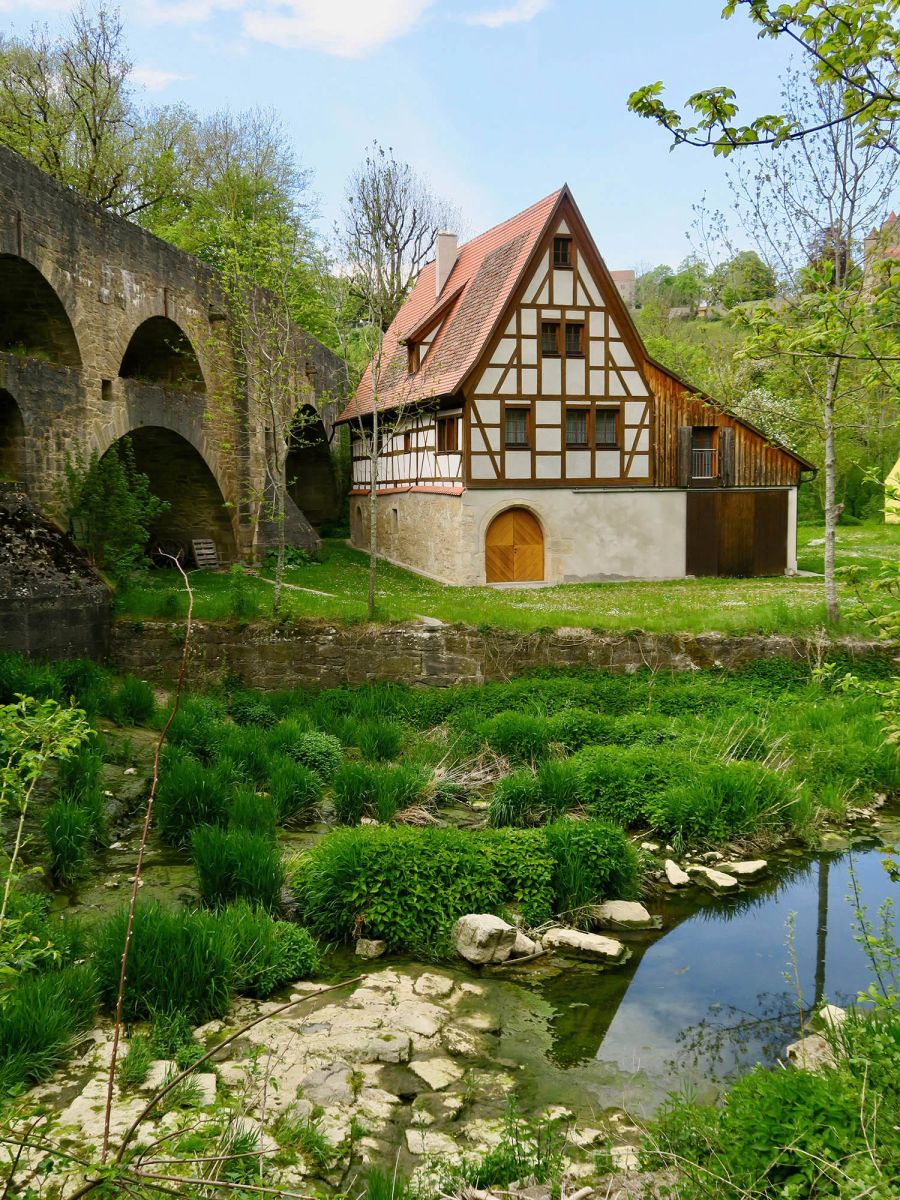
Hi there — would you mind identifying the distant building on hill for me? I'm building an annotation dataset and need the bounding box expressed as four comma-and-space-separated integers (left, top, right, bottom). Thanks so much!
610, 269, 636, 309
863, 211, 900, 295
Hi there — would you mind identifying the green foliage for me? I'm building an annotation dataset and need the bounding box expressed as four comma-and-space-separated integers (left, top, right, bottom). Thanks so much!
0, 964, 98, 1095
107, 674, 156, 725
489, 770, 544, 827
93, 902, 232, 1024
273, 1107, 333, 1170
268, 760, 321, 823
64, 440, 168, 583
229, 690, 278, 729
192, 825, 285, 911
227, 788, 278, 839
572, 744, 690, 825
332, 760, 426, 824
478, 712, 555, 762
295, 821, 638, 952
648, 761, 800, 843
227, 565, 256, 621
354, 718, 405, 762
439, 1099, 567, 1193
287, 729, 343, 780
544, 820, 638, 913
166, 695, 228, 762
219, 902, 321, 998
43, 800, 92, 887
118, 1033, 152, 1092
156, 753, 229, 846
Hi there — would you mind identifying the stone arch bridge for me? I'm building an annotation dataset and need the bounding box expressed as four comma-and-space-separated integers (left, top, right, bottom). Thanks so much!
0, 145, 343, 563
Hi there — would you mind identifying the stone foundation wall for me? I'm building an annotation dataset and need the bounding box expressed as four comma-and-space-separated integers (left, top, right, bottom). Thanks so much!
110, 619, 893, 690
1, 586, 110, 660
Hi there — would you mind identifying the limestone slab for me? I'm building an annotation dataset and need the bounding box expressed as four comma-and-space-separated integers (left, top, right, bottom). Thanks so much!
543, 927, 626, 962
408, 1056, 465, 1091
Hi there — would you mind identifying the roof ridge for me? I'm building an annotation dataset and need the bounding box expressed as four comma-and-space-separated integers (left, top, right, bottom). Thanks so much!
448, 186, 565, 257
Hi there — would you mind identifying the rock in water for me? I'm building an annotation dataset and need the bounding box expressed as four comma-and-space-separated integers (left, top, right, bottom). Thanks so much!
542, 927, 626, 962
510, 930, 541, 957
452, 914, 517, 964
664, 859, 691, 887
355, 938, 387, 959
785, 1033, 836, 1071
720, 859, 768, 881
588, 900, 659, 930
686, 865, 739, 892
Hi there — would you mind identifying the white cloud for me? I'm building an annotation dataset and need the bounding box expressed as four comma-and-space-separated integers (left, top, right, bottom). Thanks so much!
465, 0, 548, 28
130, 65, 191, 91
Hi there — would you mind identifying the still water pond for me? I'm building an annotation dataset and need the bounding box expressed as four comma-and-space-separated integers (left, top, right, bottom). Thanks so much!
498, 836, 897, 1117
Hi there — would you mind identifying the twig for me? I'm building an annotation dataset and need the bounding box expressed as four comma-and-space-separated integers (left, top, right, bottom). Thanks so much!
101, 554, 194, 1160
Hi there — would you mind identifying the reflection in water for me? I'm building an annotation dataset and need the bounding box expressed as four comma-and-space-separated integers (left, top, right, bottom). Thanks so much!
535, 846, 897, 1101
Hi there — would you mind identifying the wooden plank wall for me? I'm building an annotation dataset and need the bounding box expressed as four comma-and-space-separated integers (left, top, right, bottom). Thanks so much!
646, 360, 803, 488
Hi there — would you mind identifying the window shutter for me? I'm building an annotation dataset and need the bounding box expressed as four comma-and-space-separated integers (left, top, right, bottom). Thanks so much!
720, 427, 736, 486
677, 426, 693, 487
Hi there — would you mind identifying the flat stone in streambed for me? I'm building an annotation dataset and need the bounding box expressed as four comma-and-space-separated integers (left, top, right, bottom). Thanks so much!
664, 859, 691, 887
719, 859, 768, 881
543, 927, 627, 962
686, 865, 739, 892
587, 901, 661, 930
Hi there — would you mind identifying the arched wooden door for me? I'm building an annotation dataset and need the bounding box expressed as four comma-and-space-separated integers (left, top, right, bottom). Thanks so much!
485, 508, 544, 583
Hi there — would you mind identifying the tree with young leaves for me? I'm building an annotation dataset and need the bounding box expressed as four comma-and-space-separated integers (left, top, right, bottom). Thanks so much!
628, 0, 900, 155
339, 145, 458, 619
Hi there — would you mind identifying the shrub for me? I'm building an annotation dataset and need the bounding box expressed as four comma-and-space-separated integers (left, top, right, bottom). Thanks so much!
227, 565, 255, 620
648, 761, 797, 843
0, 965, 99, 1094
332, 760, 371, 825
543, 820, 638, 914
93, 902, 231, 1024
156, 753, 230, 846
165, 695, 228, 762
44, 800, 92, 887
548, 708, 618, 751
287, 729, 343, 780
489, 770, 544, 827
229, 690, 277, 728
484, 828, 556, 925
219, 902, 321, 997
107, 675, 156, 726
268, 761, 321, 823
572, 745, 691, 826
227, 788, 277, 839
478, 712, 554, 762
56, 740, 104, 799
192, 825, 285, 911
217, 724, 276, 787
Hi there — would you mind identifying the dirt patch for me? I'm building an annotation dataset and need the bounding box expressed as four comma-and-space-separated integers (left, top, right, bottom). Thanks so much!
0, 483, 102, 599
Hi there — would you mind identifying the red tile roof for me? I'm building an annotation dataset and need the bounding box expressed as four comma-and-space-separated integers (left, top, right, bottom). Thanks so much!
338, 188, 565, 423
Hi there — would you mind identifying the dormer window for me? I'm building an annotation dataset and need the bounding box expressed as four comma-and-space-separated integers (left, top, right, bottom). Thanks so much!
553, 236, 573, 267
407, 343, 420, 374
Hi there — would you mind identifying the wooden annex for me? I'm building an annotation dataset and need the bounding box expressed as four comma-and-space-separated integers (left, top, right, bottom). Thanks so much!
338, 187, 814, 586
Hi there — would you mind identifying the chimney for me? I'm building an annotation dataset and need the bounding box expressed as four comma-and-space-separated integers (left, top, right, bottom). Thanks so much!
435, 230, 458, 297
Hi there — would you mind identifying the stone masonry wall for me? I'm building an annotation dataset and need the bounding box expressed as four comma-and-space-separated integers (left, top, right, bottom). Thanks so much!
110, 620, 894, 690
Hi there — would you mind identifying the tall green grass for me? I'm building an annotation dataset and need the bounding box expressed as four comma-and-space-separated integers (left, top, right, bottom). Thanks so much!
0, 965, 99, 1094
192, 826, 285, 911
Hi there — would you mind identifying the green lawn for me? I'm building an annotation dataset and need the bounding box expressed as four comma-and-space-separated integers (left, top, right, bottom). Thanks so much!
116, 523, 899, 636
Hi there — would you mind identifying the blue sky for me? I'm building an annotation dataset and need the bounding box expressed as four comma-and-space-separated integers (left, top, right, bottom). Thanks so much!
1, 2, 794, 269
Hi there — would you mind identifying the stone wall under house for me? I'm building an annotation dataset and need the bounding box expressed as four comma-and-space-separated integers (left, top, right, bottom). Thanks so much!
110, 620, 893, 691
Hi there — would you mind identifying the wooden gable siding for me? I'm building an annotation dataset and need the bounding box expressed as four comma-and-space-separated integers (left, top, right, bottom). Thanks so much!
645, 360, 804, 488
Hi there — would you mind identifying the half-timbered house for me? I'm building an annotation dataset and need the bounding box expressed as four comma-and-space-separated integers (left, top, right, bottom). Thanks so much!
337, 188, 814, 585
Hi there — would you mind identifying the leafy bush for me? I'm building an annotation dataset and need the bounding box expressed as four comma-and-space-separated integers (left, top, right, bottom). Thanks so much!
107, 675, 156, 725
93, 902, 231, 1024
355, 718, 405, 762
192, 825, 285, 911
295, 822, 638, 952
229, 690, 277, 728
268, 761, 321, 823
156, 753, 229, 846
165, 695, 228, 762
227, 788, 277, 839
572, 745, 691, 826
648, 761, 798, 843
547, 707, 618, 750
478, 712, 554, 762
44, 800, 92, 887
217, 724, 276, 787
489, 770, 544, 827
0, 965, 98, 1094
219, 902, 321, 997
543, 820, 638, 914
227, 565, 256, 621
287, 729, 343, 780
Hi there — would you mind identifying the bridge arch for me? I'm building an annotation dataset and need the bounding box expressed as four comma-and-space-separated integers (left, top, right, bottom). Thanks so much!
0, 255, 82, 367
119, 316, 206, 393
0, 390, 26, 484
286, 404, 339, 528
101, 425, 236, 564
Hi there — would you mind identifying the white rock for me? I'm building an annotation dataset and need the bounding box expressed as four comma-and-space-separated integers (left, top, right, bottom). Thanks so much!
123, 767, 137, 776
510, 930, 541, 957
610, 1145, 639, 1172
442, 1024, 488, 1058
452, 914, 517, 965
819, 1003, 848, 1030
687, 865, 739, 892
720, 859, 768, 881
589, 901, 658, 930
193, 1073, 217, 1106
542, 927, 626, 963
413, 972, 455, 999
408, 1056, 465, 1091
641, 841, 661, 853
664, 859, 690, 887
355, 938, 387, 959
786, 1033, 836, 1071
143, 1060, 178, 1091
405, 1128, 460, 1157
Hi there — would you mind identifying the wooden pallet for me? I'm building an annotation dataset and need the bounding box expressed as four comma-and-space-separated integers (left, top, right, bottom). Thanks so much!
191, 539, 219, 569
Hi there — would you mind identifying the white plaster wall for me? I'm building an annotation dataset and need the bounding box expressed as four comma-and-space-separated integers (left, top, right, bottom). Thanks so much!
787, 486, 798, 572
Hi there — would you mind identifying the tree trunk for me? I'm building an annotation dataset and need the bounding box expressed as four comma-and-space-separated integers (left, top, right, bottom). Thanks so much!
273, 475, 285, 614
823, 356, 842, 623
367, 403, 378, 621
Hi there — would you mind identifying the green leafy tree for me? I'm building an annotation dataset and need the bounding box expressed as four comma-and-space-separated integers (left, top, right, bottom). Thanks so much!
65, 438, 168, 583
711, 250, 778, 308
